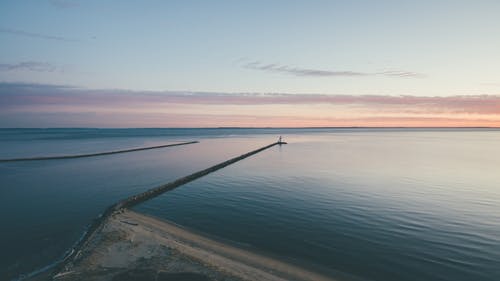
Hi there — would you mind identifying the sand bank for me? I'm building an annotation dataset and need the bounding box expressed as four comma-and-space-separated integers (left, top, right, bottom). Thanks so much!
53, 210, 337, 281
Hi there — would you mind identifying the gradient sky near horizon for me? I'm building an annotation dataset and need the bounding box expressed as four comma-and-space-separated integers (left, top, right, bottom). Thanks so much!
1, 0, 500, 127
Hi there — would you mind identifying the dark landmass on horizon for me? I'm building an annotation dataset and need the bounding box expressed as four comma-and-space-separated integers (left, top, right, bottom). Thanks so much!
1, 126, 499, 129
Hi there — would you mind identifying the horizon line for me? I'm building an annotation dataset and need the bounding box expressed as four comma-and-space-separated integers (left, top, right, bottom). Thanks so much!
1, 126, 499, 130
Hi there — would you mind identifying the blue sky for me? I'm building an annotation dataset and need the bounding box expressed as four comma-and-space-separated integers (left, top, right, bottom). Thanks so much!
1, 0, 500, 127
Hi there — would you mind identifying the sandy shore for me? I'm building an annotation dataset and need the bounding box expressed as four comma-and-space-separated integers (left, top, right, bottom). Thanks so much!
52, 210, 337, 281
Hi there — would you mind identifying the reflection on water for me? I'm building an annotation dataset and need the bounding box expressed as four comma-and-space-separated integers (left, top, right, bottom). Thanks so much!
136, 131, 500, 281
1, 128, 500, 281
0, 129, 276, 280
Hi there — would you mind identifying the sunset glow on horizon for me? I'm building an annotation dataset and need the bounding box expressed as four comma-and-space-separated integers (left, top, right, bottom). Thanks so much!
1, 83, 499, 128
1, 1, 500, 127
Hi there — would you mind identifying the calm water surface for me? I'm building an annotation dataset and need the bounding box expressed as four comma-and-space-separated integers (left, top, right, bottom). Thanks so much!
1, 128, 499, 281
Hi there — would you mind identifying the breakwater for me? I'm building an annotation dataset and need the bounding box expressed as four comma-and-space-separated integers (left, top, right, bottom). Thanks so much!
55, 141, 285, 275
117, 141, 284, 209
0, 141, 198, 163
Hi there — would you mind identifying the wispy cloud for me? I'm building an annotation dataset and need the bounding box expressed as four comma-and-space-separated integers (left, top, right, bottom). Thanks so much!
244, 62, 367, 77
0, 62, 58, 72
0, 27, 78, 42
243, 61, 424, 78
378, 70, 424, 78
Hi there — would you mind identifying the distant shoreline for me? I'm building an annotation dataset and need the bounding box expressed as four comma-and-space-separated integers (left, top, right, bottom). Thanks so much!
1, 126, 499, 129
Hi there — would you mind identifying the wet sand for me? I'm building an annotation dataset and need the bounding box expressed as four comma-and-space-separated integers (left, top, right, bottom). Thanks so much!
52, 210, 336, 281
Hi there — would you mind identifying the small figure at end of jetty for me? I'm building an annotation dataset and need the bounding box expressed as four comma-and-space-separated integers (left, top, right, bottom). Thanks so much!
278, 136, 287, 145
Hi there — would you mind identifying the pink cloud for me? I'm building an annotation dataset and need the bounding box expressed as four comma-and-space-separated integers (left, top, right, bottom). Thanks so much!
1, 83, 499, 127
2, 83, 500, 114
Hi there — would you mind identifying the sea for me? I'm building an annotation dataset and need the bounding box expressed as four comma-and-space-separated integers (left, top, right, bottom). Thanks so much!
0, 128, 499, 281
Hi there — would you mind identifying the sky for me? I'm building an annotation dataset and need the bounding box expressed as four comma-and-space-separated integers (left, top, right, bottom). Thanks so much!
1, 0, 500, 127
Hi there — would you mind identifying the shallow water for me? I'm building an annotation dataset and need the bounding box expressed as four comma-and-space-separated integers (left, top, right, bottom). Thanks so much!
1, 128, 500, 280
